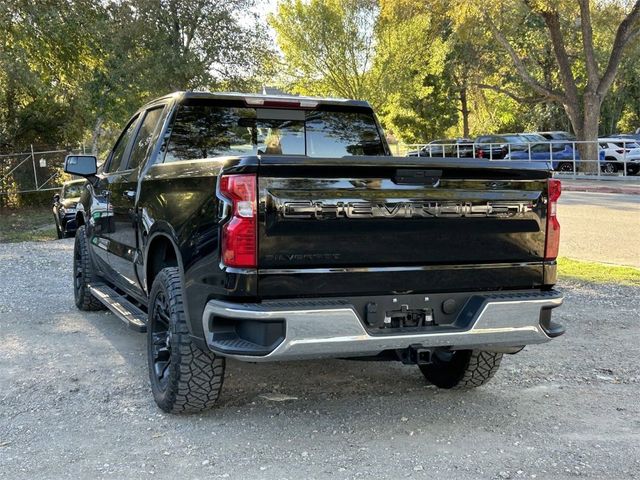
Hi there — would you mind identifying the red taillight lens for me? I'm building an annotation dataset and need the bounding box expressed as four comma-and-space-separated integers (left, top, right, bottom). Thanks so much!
544, 179, 561, 260
219, 174, 257, 268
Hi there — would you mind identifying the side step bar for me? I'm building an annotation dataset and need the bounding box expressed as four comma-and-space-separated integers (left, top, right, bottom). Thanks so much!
88, 283, 147, 332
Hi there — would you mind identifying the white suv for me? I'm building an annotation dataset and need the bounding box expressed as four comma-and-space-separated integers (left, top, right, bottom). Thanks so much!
599, 137, 640, 175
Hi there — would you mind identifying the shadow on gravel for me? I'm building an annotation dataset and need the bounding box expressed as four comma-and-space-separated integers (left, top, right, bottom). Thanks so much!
81, 309, 484, 411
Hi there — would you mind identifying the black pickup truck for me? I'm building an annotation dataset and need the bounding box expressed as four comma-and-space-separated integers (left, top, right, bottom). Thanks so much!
64, 91, 564, 413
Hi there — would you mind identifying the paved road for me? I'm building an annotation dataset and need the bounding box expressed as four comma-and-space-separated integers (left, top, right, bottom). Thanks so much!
558, 192, 640, 267
1, 241, 640, 479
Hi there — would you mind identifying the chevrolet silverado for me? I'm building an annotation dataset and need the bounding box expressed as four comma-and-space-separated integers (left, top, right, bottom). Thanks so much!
64, 91, 564, 413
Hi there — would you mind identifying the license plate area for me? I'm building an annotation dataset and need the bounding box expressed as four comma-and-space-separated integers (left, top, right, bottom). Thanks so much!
362, 293, 459, 334
368, 303, 435, 330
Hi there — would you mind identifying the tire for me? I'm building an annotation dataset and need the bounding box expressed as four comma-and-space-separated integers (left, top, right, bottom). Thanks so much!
419, 349, 503, 389
602, 160, 617, 174
147, 267, 225, 413
73, 225, 105, 311
557, 162, 573, 173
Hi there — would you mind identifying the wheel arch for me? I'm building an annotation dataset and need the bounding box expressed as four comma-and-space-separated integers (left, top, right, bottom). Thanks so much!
144, 229, 200, 340
144, 231, 184, 294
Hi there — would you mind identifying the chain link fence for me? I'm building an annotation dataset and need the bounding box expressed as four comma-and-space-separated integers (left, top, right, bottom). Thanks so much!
2, 139, 637, 208
0, 146, 86, 208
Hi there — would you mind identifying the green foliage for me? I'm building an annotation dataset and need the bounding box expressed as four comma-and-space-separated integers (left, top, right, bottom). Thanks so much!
0, 0, 272, 156
1, 0, 639, 153
372, 1, 458, 142
268, 0, 378, 99
269, 0, 460, 142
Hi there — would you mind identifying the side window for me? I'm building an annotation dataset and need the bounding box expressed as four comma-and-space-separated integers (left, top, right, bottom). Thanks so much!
106, 115, 139, 173
164, 105, 256, 163
127, 107, 165, 170
530, 144, 548, 153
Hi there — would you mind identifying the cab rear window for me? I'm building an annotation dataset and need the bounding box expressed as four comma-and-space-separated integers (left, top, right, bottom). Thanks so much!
163, 103, 386, 162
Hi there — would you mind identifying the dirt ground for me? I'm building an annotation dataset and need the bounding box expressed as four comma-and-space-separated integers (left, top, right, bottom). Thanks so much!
1, 240, 639, 480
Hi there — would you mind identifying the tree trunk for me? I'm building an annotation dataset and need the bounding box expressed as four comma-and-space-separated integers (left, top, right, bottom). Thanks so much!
91, 116, 104, 155
460, 85, 470, 138
577, 93, 601, 174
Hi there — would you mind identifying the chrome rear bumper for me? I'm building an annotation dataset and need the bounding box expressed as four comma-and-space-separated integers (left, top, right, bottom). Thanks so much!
202, 291, 563, 362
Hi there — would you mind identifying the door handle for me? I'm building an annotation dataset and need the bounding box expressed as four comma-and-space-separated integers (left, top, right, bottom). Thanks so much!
123, 190, 136, 201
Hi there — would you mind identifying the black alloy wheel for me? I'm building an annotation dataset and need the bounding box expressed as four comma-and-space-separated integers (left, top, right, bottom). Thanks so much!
149, 291, 172, 391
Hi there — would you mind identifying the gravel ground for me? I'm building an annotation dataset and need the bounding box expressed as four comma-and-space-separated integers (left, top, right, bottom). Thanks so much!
1, 240, 639, 480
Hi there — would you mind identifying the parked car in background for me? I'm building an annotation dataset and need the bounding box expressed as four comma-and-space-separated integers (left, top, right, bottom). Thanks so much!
406, 138, 474, 157
535, 131, 576, 141
506, 143, 609, 173
529, 131, 576, 150
598, 137, 640, 175
52, 178, 86, 238
611, 133, 640, 142
505, 143, 580, 172
474, 133, 546, 159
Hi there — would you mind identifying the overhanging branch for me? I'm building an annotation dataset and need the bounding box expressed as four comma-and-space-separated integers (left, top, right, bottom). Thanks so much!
474, 83, 544, 104
598, 0, 640, 96
483, 10, 565, 104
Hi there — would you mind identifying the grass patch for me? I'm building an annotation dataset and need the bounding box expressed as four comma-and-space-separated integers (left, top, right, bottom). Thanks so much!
558, 257, 640, 287
0, 207, 58, 243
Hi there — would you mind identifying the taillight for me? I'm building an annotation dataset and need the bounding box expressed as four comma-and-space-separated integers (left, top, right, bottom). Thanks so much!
544, 179, 561, 260
219, 174, 257, 268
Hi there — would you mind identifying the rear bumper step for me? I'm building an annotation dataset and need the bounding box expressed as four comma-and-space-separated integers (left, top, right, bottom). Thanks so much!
202, 290, 564, 362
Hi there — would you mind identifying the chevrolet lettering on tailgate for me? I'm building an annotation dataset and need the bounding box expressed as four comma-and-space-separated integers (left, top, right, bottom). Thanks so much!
277, 199, 534, 219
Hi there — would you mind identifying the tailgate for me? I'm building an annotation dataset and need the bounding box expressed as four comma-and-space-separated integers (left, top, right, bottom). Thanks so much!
257, 157, 551, 298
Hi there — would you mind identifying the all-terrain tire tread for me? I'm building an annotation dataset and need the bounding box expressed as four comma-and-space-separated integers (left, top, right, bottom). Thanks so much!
453, 350, 503, 389
149, 267, 225, 413
74, 225, 105, 311
419, 349, 503, 390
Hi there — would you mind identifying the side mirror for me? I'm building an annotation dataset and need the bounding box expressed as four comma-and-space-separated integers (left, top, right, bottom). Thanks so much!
64, 154, 97, 177
53, 194, 60, 204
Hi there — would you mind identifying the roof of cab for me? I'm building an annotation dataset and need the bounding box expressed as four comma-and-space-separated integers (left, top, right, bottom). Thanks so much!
144, 91, 371, 109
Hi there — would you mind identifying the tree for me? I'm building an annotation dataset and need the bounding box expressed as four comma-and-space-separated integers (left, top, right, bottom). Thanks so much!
0, 0, 272, 155
88, 0, 273, 154
483, 0, 640, 171
372, 0, 458, 142
0, 0, 100, 150
268, 0, 378, 100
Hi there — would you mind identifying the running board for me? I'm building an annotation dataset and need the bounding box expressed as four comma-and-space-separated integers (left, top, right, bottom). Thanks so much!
88, 283, 147, 332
